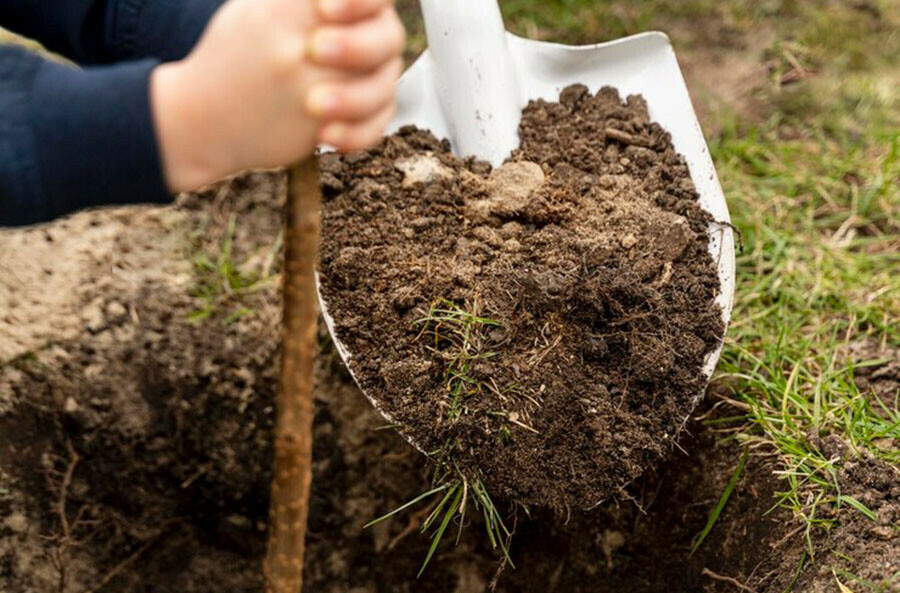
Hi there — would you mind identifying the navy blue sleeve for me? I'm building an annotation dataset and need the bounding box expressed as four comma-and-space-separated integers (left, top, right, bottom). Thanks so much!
0, 46, 170, 226
0, 0, 223, 64
0, 0, 224, 227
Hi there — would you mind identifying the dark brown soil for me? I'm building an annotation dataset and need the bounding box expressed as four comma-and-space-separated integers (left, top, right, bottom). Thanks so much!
851, 342, 900, 410
2, 326, 896, 592
1, 174, 896, 593
318, 84, 725, 510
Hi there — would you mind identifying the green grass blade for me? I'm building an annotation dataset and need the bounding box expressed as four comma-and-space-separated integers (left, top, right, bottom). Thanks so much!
832, 568, 884, 593
364, 484, 449, 529
481, 503, 497, 548
423, 482, 460, 531
783, 550, 807, 593
835, 495, 878, 521
691, 447, 749, 554
418, 484, 463, 578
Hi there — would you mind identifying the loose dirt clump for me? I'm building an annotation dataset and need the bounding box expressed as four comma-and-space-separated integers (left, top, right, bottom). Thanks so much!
318, 84, 725, 510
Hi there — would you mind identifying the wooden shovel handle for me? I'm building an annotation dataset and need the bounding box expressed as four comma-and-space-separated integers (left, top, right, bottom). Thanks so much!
264, 157, 321, 593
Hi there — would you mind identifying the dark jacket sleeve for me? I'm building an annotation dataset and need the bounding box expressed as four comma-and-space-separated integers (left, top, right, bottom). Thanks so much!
0, 0, 223, 64
0, 0, 223, 227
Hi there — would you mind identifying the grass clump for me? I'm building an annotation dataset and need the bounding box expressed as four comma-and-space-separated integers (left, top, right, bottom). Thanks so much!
365, 299, 521, 575
716, 329, 897, 553
711, 46, 898, 536
710, 25, 898, 557
366, 463, 514, 577
692, 2, 900, 564
832, 566, 898, 593
411, 298, 536, 434
188, 214, 279, 323
413, 298, 506, 421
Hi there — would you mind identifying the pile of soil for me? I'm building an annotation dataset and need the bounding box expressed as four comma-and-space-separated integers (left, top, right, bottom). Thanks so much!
318, 84, 725, 510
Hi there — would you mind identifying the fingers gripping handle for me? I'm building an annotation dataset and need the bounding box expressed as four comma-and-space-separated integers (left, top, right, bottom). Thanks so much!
419, 0, 523, 166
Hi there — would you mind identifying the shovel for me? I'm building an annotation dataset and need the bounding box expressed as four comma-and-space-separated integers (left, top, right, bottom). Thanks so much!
319, 0, 736, 486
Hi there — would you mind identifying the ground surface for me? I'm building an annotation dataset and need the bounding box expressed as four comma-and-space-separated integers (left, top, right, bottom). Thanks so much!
1, 1, 897, 592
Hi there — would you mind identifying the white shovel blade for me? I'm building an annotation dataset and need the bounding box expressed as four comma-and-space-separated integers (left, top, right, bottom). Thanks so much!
319, 31, 736, 450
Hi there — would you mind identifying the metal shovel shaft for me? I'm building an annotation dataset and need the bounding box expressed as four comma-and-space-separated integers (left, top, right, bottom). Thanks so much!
419, 0, 523, 166
264, 158, 321, 593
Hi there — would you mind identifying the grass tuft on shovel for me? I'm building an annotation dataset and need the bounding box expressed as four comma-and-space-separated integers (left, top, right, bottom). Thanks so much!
413, 298, 506, 421
366, 468, 514, 577
365, 298, 525, 575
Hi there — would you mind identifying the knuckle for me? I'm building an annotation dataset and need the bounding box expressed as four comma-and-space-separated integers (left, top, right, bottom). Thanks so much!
334, 0, 357, 18
388, 56, 403, 78
347, 38, 367, 63
347, 125, 372, 148
342, 93, 365, 115
323, 30, 354, 62
271, 35, 305, 76
389, 12, 406, 45
324, 90, 348, 117
311, 27, 347, 64
360, 0, 388, 16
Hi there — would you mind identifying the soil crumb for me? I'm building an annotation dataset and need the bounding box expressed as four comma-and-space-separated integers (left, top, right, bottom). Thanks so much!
318, 84, 725, 510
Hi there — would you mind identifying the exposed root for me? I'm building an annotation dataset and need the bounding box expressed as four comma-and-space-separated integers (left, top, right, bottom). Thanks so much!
82, 523, 177, 593
386, 500, 438, 551
605, 127, 649, 147
770, 523, 805, 550
44, 439, 80, 593
701, 568, 759, 593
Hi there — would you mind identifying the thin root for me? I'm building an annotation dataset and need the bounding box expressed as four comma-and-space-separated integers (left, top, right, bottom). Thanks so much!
701, 568, 759, 593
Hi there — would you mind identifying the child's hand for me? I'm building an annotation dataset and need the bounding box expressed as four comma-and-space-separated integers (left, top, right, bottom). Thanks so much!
151, 0, 405, 193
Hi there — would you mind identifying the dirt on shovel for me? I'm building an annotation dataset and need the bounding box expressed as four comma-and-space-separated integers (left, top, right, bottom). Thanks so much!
318, 84, 726, 511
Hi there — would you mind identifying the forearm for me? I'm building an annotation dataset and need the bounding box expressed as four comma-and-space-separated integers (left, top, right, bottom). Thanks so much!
0, 46, 170, 227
